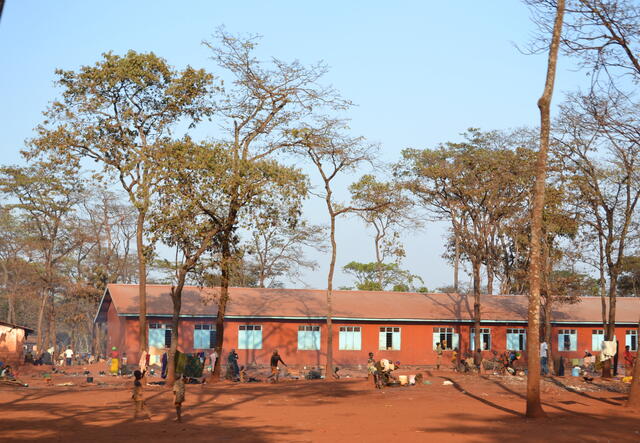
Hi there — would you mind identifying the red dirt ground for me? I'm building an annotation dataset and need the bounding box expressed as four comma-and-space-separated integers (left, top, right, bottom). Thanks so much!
1, 366, 639, 442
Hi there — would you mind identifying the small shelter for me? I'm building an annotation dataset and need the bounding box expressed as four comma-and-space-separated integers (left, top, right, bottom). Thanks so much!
0, 321, 35, 365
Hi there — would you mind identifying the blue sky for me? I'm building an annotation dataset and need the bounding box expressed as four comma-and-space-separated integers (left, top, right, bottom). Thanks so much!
0, 1, 589, 290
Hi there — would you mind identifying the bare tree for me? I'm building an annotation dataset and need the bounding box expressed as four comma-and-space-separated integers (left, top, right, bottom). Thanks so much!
524, 0, 565, 419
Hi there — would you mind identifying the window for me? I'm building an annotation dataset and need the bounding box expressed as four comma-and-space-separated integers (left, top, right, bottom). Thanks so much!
238, 325, 262, 349
558, 329, 577, 351
339, 326, 361, 350
298, 325, 321, 350
149, 323, 171, 348
379, 327, 401, 350
506, 328, 526, 351
470, 328, 491, 351
592, 329, 604, 352
194, 324, 217, 349
626, 330, 638, 351
433, 327, 457, 350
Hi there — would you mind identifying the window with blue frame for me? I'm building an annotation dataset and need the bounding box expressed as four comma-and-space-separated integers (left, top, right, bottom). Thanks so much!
558, 329, 577, 351
298, 325, 321, 350
506, 328, 526, 351
238, 325, 262, 349
194, 324, 216, 349
149, 323, 171, 348
338, 326, 361, 350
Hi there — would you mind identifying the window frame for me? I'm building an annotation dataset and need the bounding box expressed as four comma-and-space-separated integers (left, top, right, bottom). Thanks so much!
558, 329, 578, 352
591, 329, 604, 352
194, 324, 217, 349
506, 328, 526, 351
626, 330, 638, 351
338, 326, 362, 351
298, 325, 321, 351
379, 327, 401, 351
470, 327, 492, 351
238, 324, 263, 350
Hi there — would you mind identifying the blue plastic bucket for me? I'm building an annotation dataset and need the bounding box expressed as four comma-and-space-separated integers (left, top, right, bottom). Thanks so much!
571, 366, 580, 377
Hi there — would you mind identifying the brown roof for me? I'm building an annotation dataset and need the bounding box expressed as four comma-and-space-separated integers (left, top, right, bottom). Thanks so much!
100, 284, 640, 324
0, 320, 35, 333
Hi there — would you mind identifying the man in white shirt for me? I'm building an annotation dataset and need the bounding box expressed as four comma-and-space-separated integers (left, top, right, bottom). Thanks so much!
64, 347, 74, 366
540, 341, 549, 375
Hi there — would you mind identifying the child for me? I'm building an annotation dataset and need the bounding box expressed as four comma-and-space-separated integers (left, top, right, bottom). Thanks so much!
239, 365, 247, 383
173, 374, 185, 422
132, 369, 151, 420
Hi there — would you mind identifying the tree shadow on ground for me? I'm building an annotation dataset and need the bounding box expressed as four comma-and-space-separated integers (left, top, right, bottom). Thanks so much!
0, 379, 363, 442
543, 377, 622, 406
417, 412, 640, 443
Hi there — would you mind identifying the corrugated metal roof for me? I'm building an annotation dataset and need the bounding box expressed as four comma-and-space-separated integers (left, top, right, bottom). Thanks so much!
101, 284, 640, 324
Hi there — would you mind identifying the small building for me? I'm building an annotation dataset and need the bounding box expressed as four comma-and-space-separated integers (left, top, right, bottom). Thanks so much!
94, 283, 640, 368
0, 321, 34, 366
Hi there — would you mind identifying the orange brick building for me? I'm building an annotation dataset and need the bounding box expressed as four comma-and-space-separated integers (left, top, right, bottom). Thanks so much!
94, 284, 639, 368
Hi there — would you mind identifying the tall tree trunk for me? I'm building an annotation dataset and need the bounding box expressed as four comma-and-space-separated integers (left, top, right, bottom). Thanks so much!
472, 259, 482, 367
212, 233, 233, 381
167, 278, 186, 385
454, 232, 460, 292
606, 272, 618, 340
375, 230, 383, 289
7, 293, 15, 324
36, 290, 48, 354
325, 205, 337, 378
48, 294, 57, 354
486, 264, 494, 295
527, 0, 564, 419
544, 299, 555, 375
136, 210, 148, 356
598, 234, 608, 331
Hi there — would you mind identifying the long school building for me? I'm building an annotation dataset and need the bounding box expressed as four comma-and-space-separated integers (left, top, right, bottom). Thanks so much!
94, 284, 640, 368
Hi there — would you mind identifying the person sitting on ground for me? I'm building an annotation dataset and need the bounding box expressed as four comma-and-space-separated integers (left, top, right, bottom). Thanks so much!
173, 374, 185, 422
332, 367, 341, 379
267, 349, 287, 383
0, 364, 15, 380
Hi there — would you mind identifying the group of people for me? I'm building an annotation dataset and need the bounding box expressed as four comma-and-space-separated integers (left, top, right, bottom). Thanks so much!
367, 352, 402, 388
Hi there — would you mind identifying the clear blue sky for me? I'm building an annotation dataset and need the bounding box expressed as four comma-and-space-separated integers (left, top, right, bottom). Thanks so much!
0, 1, 588, 290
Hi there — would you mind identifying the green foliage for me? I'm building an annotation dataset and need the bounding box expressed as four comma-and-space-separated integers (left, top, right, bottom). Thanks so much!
342, 261, 423, 292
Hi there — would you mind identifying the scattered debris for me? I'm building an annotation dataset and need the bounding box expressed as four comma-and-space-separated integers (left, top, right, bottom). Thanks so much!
443, 380, 453, 385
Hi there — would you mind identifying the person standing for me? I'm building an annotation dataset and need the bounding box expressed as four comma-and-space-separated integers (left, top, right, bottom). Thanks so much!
172, 374, 186, 422
209, 349, 218, 375
540, 341, 549, 376
367, 352, 376, 381
624, 345, 635, 376
267, 350, 287, 383
132, 369, 152, 420
435, 342, 443, 370
64, 347, 74, 366
227, 349, 240, 380
109, 347, 119, 375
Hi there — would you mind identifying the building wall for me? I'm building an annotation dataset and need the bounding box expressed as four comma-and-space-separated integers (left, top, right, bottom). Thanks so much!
0, 324, 26, 365
102, 315, 638, 368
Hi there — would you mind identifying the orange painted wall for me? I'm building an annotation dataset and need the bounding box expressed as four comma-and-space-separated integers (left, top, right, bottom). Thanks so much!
102, 316, 638, 368
0, 325, 26, 365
